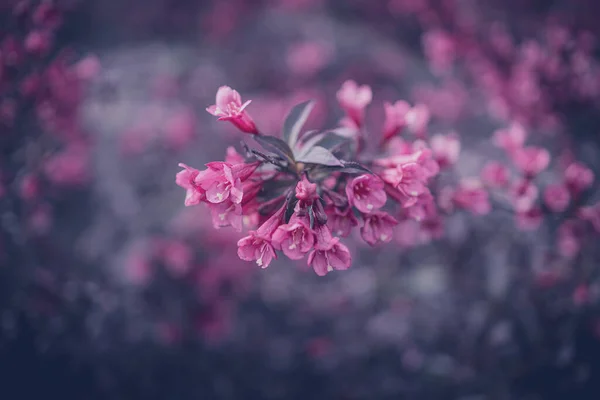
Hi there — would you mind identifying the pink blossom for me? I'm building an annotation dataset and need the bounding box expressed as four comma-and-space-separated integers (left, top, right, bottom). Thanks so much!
336, 80, 372, 127
346, 174, 387, 213
43, 145, 89, 185
512, 147, 550, 177
564, 162, 594, 194
208, 200, 243, 232
307, 225, 352, 276
492, 123, 527, 153
272, 216, 315, 260
24, 30, 52, 55
452, 179, 491, 215
175, 163, 205, 206
237, 232, 277, 268
360, 211, 398, 246
295, 175, 318, 201
74, 56, 101, 80
543, 184, 570, 213
195, 161, 259, 205
515, 207, 543, 231
380, 162, 429, 208
510, 179, 539, 212
429, 132, 460, 168
481, 161, 510, 188
326, 206, 359, 237
206, 86, 258, 134
237, 206, 284, 268
382, 100, 411, 142
286, 41, 332, 77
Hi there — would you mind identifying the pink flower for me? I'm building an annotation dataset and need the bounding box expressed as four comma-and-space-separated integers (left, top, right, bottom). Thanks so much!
452, 179, 491, 215
481, 161, 510, 188
237, 233, 277, 268
543, 184, 570, 212
272, 216, 315, 260
429, 132, 460, 168
512, 147, 550, 177
564, 162, 594, 194
206, 86, 258, 134
336, 80, 372, 127
195, 161, 259, 205
295, 175, 318, 201
510, 179, 539, 212
360, 211, 398, 246
307, 225, 352, 276
237, 207, 284, 268
176, 164, 203, 207
326, 206, 358, 237
208, 200, 243, 232
380, 162, 429, 208
515, 207, 543, 231
346, 174, 387, 213
492, 123, 526, 153
382, 100, 411, 142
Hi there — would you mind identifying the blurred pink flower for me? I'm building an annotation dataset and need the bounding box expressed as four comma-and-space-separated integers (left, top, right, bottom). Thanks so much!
515, 207, 543, 231
512, 146, 550, 177
510, 179, 539, 212
336, 80, 372, 128
543, 184, 570, 213
564, 162, 594, 194
382, 100, 411, 142
481, 161, 510, 188
429, 132, 460, 168
492, 123, 527, 153
452, 179, 491, 215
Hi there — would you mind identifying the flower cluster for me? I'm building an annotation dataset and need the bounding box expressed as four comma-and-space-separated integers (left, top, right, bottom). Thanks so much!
178, 81, 599, 274
177, 84, 457, 275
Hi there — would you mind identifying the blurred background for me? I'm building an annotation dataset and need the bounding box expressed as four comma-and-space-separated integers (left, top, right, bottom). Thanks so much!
1, 0, 600, 398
